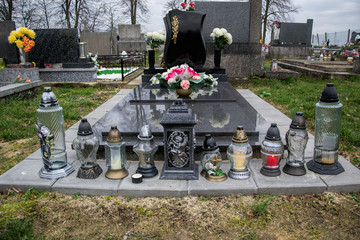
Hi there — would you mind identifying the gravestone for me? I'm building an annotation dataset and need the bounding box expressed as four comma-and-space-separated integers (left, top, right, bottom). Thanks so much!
163, 9, 207, 68
117, 24, 146, 53
29, 29, 79, 67
0, 21, 18, 64
351, 31, 360, 43
196, 0, 263, 78
80, 29, 117, 55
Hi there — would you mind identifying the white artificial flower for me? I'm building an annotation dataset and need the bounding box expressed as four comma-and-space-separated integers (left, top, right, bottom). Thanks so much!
220, 28, 227, 34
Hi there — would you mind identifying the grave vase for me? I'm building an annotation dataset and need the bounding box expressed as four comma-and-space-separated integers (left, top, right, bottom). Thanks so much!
214, 49, 222, 68
175, 88, 192, 98
19, 48, 28, 64
148, 49, 155, 69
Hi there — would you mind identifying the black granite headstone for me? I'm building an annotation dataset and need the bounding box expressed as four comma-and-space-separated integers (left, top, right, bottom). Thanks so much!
163, 9, 206, 69
29, 29, 79, 67
0, 21, 19, 64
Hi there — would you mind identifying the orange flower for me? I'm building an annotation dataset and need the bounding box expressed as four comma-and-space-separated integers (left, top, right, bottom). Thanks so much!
25, 79, 31, 83
18, 78, 22, 82
24, 46, 31, 52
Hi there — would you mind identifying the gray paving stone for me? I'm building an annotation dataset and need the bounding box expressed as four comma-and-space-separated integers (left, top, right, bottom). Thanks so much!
188, 161, 258, 196
52, 161, 121, 196
0, 160, 58, 192
118, 162, 189, 197
250, 159, 327, 195
319, 156, 360, 193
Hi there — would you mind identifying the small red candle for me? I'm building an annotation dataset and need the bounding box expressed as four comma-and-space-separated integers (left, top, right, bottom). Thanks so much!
267, 155, 278, 167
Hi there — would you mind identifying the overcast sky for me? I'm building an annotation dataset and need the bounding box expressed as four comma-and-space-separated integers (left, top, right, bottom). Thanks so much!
142, 0, 360, 44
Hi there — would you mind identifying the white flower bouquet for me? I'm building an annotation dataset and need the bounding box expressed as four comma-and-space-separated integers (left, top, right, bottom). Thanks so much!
146, 30, 166, 49
210, 28, 233, 50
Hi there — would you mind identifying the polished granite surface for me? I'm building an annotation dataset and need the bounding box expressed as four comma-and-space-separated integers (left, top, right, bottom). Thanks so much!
92, 82, 268, 149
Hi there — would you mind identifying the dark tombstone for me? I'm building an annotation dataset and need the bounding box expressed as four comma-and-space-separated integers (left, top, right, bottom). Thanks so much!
0, 21, 19, 64
163, 9, 206, 69
277, 19, 313, 46
29, 29, 79, 67
351, 32, 360, 43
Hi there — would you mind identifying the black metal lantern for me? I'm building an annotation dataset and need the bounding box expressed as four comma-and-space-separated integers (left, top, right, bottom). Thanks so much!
283, 112, 308, 176
307, 83, 344, 175
260, 123, 284, 177
72, 118, 102, 179
160, 99, 198, 180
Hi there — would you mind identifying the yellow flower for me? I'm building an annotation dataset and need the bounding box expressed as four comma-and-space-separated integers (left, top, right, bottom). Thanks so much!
17, 30, 24, 37
8, 35, 16, 43
27, 29, 35, 39
10, 30, 19, 38
19, 27, 28, 35
16, 40, 24, 48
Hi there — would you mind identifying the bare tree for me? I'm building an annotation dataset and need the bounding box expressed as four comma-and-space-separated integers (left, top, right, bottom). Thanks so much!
58, 0, 88, 28
82, 3, 106, 32
121, 0, 148, 25
262, 0, 299, 43
36, 0, 57, 28
17, 0, 37, 28
163, 0, 182, 12
0, 0, 14, 20
103, 2, 122, 31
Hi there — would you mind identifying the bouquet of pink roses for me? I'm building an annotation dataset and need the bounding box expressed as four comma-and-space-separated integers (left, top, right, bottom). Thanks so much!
150, 64, 218, 91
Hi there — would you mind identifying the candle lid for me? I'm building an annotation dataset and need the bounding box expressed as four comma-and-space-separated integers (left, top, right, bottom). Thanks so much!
290, 112, 306, 130
232, 126, 248, 143
265, 123, 281, 141
320, 83, 339, 103
202, 134, 218, 151
138, 125, 154, 140
77, 118, 93, 136
107, 125, 123, 143
40, 87, 59, 107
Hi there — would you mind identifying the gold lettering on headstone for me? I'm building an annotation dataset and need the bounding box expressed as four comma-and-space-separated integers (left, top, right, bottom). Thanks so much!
171, 16, 179, 44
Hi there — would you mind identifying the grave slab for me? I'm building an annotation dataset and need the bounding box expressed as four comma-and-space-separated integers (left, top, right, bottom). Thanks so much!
118, 162, 189, 197
250, 159, 327, 195
188, 161, 258, 196
0, 160, 58, 192
319, 156, 360, 193
52, 161, 121, 196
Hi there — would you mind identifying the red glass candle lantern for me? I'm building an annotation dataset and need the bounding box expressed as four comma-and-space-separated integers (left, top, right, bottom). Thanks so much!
260, 123, 284, 177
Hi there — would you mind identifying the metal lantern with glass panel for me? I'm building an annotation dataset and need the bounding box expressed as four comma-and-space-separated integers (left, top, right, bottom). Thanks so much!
133, 125, 159, 178
72, 118, 102, 179
227, 126, 253, 180
37, 87, 74, 179
105, 125, 128, 179
260, 123, 284, 177
160, 99, 198, 180
307, 83, 344, 175
283, 112, 308, 176
200, 134, 226, 182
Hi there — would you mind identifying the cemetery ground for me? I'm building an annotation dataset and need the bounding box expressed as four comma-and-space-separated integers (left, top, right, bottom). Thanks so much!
0, 76, 359, 239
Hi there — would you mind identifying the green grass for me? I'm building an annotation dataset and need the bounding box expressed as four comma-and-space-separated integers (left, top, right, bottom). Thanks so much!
97, 69, 131, 76
244, 75, 360, 167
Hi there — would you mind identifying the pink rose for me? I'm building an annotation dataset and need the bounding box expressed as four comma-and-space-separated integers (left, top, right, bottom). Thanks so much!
180, 80, 190, 90
192, 75, 200, 80
166, 71, 176, 80
189, 2, 195, 8
181, 2, 186, 8
187, 67, 198, 77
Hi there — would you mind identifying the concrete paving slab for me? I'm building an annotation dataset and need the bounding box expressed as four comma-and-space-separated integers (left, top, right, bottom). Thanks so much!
52, 161, 121, 196
118, 162, 189, 197
250, 159, 327, 195
188, 161, 258, 196
318, 156, 360, 193
0, 160, 59, 192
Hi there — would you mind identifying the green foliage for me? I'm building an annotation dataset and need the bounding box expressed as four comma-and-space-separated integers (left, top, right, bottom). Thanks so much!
0, 219, 35, 240
251, 196, 274, 216
23, 187, 43, 201
199, 196, 212, 201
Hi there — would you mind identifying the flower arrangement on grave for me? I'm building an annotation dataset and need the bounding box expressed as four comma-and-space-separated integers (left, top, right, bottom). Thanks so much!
8, 27, 35, 52
271, 21, 281, 29
13, 75, 31, 83
150, 64, 218, 92
181, 1, 195, 11
210, 28, 233, 50
146, 30, 166, 49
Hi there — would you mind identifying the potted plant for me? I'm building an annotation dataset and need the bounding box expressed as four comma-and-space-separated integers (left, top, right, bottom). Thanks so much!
210, 28, 232, 68
8, 27, 36, 65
